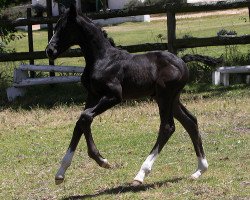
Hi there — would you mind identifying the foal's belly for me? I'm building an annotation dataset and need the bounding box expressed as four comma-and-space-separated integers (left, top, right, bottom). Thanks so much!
120, 64, 157, 99
121, 79, 155, 99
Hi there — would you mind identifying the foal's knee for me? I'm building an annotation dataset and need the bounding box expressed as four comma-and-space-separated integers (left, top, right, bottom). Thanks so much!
160, 122, 175, 135
76, 112, 93, 132
170, 123, 175, 133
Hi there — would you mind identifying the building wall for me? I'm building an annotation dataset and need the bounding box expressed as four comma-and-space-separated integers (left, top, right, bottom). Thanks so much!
108, 0, 146, 10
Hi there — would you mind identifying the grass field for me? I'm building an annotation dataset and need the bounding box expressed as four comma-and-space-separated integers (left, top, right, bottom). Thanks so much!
0, 8, 250, 200
0, 85, 249, 199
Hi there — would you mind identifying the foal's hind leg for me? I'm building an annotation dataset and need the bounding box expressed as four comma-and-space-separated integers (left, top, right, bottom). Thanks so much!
133, 84, 179, 185
173, 99, 208, 179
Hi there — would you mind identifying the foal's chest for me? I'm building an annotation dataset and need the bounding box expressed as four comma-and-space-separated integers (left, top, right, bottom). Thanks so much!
81, 67, 111, 94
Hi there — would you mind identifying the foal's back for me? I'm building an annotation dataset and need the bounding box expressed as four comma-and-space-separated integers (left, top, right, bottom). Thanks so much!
117, 50, 188, 99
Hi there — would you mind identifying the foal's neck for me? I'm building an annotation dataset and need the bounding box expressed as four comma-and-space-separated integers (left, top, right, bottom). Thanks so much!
78, 18, 113, 66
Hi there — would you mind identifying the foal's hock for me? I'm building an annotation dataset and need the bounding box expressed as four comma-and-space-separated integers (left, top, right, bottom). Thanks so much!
46, 4, 208, 186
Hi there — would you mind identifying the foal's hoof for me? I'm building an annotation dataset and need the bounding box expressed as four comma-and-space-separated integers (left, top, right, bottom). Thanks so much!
131, 180, 142, 187
191, 172, 201, 180
101, 159, 111, 169
191, 167, 208, 179
55, 176, 64, 185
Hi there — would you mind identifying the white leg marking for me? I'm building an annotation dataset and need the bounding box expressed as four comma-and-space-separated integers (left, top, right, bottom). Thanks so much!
55, 149, 74, 184
100, 158, 111, 168
134, 148, 159, 183
191, 157, 208, 179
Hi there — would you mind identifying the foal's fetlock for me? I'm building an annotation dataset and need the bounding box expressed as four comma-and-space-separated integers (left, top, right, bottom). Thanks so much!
96, 158, 111, 169
133, 165, 151, 184
88, 151, 111, 169
100, 158, 111, 169
191, 157, 208, 179
55, 175, 64, 185
55, 171, 65, 185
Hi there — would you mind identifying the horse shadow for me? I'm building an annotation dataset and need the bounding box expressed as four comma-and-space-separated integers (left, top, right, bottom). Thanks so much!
62, 177, 183, 200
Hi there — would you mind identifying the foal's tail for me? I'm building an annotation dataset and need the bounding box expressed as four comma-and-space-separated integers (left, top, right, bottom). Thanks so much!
181, 54, 223, 66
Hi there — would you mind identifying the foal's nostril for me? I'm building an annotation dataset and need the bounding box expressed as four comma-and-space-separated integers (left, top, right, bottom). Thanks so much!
46, 47, 55, 59
46, 48, 52, 56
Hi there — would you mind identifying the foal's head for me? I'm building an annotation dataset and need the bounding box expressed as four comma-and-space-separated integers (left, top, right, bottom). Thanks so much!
46, 4, 81, 60
46, 4, 115, 60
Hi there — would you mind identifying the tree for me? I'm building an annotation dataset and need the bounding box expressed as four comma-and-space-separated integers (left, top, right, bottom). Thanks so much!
0, 2, 25, 53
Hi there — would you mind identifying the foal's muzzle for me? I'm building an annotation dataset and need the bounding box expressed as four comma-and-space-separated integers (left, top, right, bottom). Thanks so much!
45, 45, 58, 60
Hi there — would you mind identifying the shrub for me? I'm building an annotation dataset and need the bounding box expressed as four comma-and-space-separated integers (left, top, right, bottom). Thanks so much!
0, 0, 27, 53
217, 28, 237, 37
0, 0, 30, 8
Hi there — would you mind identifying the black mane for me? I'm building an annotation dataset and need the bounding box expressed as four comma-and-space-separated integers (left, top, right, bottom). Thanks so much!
76, 10, 116, 47
101, 29, 116, 47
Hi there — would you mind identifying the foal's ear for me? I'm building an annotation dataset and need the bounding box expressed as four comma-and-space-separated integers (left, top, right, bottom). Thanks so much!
69, 3, 77, 19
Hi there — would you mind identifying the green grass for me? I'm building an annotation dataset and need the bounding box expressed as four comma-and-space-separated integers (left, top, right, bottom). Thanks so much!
4, 9, 250, 54
0, 86, 249, 199
106, 13, 250, 45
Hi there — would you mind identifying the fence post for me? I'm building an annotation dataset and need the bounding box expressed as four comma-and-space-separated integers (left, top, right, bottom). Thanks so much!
103, 0, 107, 11
166, 0, 177, 54
167, 10, 177, 54
46, 0, 55, 77
27, 7, 35, 78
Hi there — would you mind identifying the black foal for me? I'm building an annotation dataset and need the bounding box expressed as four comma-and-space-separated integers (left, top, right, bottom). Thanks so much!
46, 4, 208, 185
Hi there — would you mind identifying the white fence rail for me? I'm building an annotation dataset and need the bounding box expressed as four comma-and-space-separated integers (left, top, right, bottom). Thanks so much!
212, 65, 250, 86
6, 64, 250, 101
7, 65, 84, 101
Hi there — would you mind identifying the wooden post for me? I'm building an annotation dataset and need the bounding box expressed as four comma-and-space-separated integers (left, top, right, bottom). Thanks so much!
167, 11, 177, 54
103, 0, 107, 11
27, 7, 35, 78
222, 73, 230, 86
212, 71, 221, 85
46, 0, 55, 77
96, 0, 99, 11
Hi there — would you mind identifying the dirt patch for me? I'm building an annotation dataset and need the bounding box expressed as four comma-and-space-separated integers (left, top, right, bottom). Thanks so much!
151, 8, 248, 21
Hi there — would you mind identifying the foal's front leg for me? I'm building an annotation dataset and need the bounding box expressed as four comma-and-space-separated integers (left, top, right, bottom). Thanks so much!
82, 95, 122, 167
55, 94, 121, 185
55, 94, 98, 185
